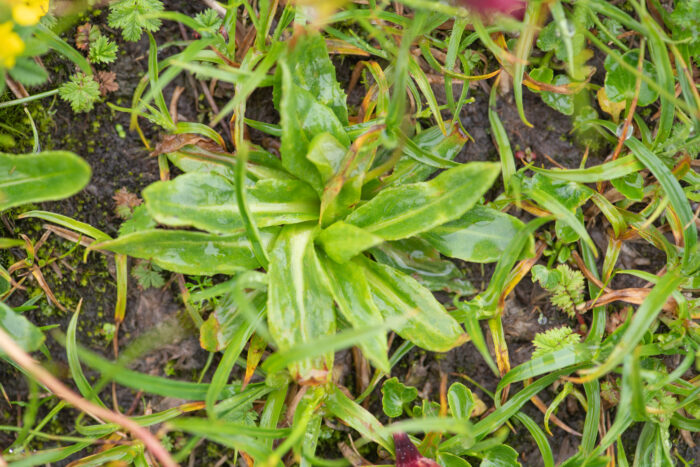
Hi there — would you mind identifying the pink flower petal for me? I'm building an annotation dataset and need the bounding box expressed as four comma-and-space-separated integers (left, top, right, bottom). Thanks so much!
393, 433, 441, 467
457, 0, 527, 19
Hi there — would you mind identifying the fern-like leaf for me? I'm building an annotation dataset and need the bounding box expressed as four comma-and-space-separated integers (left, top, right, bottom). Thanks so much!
108, 0, 164, 42
89, 35, 118, 64
58, 74, 100, 113
532, 326, 581, 359
532, 264, 586, 318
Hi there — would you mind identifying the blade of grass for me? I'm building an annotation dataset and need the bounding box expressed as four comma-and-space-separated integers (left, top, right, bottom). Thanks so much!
578, 268, 684, 381
489, 75, 516, 193
512, 0, 543, 126
66, 302, 106, 409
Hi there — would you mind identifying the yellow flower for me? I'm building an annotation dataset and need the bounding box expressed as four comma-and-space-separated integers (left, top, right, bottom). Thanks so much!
9, 0, 50, 26
0, 22, 25, 69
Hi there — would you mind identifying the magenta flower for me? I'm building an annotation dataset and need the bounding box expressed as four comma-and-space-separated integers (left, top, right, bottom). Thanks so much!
393, 433, 440, 467
457, 0, 527, 19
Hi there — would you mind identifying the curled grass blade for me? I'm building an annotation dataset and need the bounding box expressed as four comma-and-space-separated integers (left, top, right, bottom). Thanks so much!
67, 305, 106, 409
18, 211, 110, 242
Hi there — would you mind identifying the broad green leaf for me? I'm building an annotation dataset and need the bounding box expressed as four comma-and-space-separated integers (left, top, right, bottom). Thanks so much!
346, 162, 500, 241
529, 155, 644, 183
540, 74, 574, 116
531, 68, 575, 116
279, 61, 350, 193
480, 445, 521, 467
0, 302, 44, 353
267, 224, 335, 382
167, 149, 235, 179
200, 292, 266, 352
384, 129, 459, 173
448, 383, 475, 420
370, 237, 474, 295
421, 206, 534, 263
383, 124, 468, 187
522, 174, 594, 211
167, 146, 292, 181
604, 49, 659, 107
320, 255, 389, 372
381, 377, 418, 418
306, 133, 347, 182
93, 229, 275, 275
610, 172, 645, 201
536, 22, 567, 60
144, 172, 319, 234
359, 256, 466, 352
0, 151, 91, 211
317, 221, 384, 264
317, 136, 374, 227
556, 213, 583, 244
278, 32, 348, 124
529, 66, 554, 85
438, 452, 472, 467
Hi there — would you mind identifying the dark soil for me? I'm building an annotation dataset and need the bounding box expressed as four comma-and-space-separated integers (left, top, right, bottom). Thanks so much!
0, 4, 689, 466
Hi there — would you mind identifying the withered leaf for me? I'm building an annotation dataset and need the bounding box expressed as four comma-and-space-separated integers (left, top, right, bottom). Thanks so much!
149, 133, 224, 157
96, 70, 119, 96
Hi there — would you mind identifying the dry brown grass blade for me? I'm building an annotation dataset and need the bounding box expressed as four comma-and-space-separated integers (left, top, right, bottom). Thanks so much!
30, 265, 68, 313
571, 251, 610, 292
0, 326, 178, 467
530, 394, 583, 437
43, 224, 100, 250
499, 241, 546, 308
578, 287, 676, 313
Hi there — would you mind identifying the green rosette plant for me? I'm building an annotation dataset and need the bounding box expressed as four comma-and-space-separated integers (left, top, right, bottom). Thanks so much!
91, 32, 536, 385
